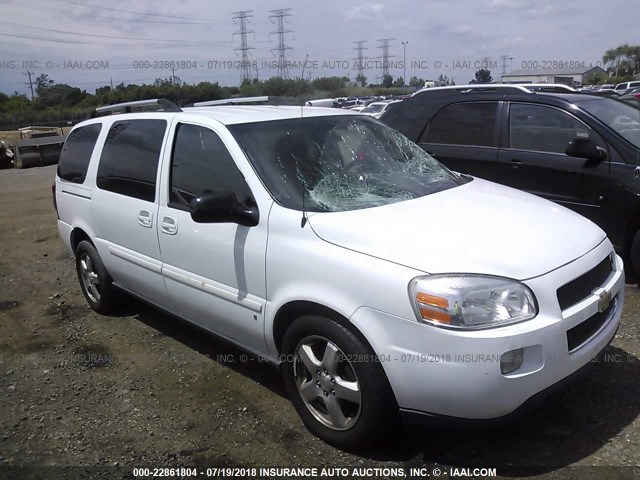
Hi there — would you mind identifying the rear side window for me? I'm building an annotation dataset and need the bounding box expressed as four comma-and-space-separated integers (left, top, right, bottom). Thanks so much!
169, 123, 251, 208
96, 119, 167, 202
57, 124, 102, 183
420, 103, 498, 147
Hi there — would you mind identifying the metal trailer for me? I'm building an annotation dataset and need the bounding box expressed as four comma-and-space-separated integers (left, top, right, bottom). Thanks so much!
12, 126, 67, 169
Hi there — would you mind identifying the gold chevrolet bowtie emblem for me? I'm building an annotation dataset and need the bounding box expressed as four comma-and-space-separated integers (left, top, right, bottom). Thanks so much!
592, 287, 611, 313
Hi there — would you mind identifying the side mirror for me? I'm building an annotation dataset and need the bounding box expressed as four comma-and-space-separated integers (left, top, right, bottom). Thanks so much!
565, 137, 607, 162
190, 192, 259, 227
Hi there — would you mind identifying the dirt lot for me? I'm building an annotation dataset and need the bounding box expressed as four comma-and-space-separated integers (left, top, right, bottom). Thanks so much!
1, 166, 639, 479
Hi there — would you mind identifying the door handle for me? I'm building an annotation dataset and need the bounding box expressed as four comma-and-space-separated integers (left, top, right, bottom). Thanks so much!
161, 216, 178, 235
510, 159, 523, 168
138, 210, 153, 228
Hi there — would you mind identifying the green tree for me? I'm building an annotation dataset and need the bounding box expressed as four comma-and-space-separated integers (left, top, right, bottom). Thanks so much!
382, 74, 393, 88
602, 44, 640, 77
35, 84, 86, 108
35, 74, 54, 96
438, 74, 452, 86
471, 69, 492, 84
409, 76, 424, 87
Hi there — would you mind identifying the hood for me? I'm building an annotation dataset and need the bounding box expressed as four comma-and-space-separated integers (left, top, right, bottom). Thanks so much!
308, 178, 606, 280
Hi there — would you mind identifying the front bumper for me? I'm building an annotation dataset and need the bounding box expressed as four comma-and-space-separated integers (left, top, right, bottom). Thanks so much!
350, 239, 624, 420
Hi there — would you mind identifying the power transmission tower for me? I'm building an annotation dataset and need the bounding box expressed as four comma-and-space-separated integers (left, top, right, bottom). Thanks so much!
499, 55, 510, 75
353, 41, 367, 81
377, 38, 395, 79
269, 8, 293, 79
232, 10, 255, 83
23, 70, 35, 100
170, 65, 181, 86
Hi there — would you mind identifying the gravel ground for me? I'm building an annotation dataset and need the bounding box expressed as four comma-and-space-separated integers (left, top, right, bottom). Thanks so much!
0, 165, 639, 479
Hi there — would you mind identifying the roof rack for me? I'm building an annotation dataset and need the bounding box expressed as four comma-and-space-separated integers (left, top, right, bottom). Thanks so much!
413, 84, 533, 96
510, 83, 577, 93
188, 95, 282, 107
93, 98, 182, 117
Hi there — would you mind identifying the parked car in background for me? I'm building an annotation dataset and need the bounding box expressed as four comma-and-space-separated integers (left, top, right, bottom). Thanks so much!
305, 98, 337, 108
620, 89, 640, 109
360, 100, 402, 118
0, 140, 14, 169
615, 81, 640, 95
381, 84, 640, 280
55, 98, 624, 450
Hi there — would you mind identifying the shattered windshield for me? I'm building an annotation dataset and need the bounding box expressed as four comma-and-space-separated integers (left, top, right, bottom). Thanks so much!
229, 115, 461, 212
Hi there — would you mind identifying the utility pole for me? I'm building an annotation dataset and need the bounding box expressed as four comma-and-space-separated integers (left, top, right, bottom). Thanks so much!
269, 8, 293, 79
402, 41, 409, 93
110, 76, 113, 89
232, 10, 255, 83
377, 38, 395, 81
353, 40, 367, 84
23, 70, 35, 100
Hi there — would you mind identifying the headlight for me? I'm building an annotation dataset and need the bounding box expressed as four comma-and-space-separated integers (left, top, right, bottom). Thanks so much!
409, 275, 537, 330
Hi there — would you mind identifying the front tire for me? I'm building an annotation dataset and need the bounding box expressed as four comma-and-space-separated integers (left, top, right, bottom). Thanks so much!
281, 315, 397, 450
629, 230, 640, 285
75, 240, 121, 314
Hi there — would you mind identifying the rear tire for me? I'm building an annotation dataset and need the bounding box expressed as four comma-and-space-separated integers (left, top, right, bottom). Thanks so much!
281, 315, 397, 451
75, 240, 121, 314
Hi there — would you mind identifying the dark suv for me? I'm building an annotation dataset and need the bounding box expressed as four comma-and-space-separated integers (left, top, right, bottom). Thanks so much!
381, 85, 640, 280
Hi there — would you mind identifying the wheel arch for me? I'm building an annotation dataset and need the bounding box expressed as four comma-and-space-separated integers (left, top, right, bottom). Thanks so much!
272, 301, 380, 363
70, 227, 93, 254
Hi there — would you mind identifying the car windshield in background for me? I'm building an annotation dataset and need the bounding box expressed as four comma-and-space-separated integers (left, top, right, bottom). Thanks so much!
230, 116, 460, 212
361, 104, 385, 113
577, 98, 640, 149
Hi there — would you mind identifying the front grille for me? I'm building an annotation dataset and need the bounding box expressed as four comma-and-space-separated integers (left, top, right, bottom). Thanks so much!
557, 255, 613, 310
566, 298, 616, 352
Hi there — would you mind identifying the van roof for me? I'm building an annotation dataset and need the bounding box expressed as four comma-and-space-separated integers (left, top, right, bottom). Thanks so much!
87, 105, 357, 127
185, 105, 357, 124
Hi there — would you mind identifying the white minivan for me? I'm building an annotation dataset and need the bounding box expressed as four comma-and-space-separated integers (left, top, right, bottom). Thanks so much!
55, 99, 624, 450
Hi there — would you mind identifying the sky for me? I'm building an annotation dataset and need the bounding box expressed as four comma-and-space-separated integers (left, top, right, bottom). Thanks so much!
0, 0, 638, 95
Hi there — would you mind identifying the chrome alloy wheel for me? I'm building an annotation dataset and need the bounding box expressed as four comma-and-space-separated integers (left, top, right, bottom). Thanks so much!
79, 253, 100, 303
293, 335, 362, 431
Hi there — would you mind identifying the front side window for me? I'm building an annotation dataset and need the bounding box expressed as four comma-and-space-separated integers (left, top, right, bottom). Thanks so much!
229, 115, 461, 212
96, 119, 167, 202
420, 102, 498, 147
169, 124, 252, 208
509, 104, 596, 154
57, 123, 102, 183
576, 98, 640, 149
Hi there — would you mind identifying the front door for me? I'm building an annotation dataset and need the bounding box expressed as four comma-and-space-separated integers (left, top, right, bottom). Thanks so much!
497, 103, 609, 226
157, 121, 269, 353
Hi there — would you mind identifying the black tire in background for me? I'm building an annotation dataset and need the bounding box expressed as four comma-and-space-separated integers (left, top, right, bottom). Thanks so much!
75, 240, 122, 314
281, 315, 398, 451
